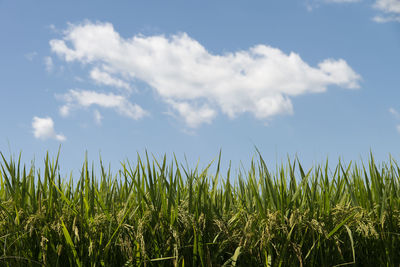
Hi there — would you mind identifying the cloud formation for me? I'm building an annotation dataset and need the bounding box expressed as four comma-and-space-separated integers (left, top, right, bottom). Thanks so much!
51, 21, 361, 128
58, 89, 147, 120
313, 0, 400, 23
25, 51, 38, 61
32, 116, 66, 141
306, 0, 360, 11
389, 107, 400, 133
389, 107, 400, 118
325, 0, 361, 3
44, 56, 54, 72
90, 67, 131, 91
373, 0, 400, 22
93, 109, 103, 125
375, 0, 400, 13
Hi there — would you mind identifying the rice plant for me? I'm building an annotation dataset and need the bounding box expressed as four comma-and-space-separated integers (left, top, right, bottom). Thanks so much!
0, 150, 399, 266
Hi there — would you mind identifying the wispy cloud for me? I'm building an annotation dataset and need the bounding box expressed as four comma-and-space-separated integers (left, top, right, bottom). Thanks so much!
90, 67, 131, 91
373, 14, 400, 23
57, 89, 148, 120
325, 0, 361, 3
374, 0, 400, 13
389, 107, 400, 133
32, 116, 66, 141
306, 0, 360, 11
50, 21, 361, 128
373, 0, 400, 22
389, 107, 400, 118
44, 56, 54, 72
311, 0, 400, 23
93, 109, 103, 125
25, 51, 38, 61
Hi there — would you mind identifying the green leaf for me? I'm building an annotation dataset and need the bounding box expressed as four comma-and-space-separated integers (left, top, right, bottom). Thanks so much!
61, 218, 81, 267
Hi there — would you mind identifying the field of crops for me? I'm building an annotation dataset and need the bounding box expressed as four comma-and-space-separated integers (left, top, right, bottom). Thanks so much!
0, 151, 399, 266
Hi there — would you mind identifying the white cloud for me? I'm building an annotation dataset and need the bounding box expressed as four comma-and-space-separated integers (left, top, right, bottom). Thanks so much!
389, 107, 400, 118
373, 0, 400, 22
32, 116, 66, 141
93, 109, 103, 125
44, 56, 54, 72
50, 21, 361, 128
167, 100, 216, 128
374, 0, 400, 13
25, 51, 38, 61
48, 24, 57, 32
59, 105, 70, 117
306, 0, 359, 10
325, 0, 361, 3
373, 14, 400, 22
90, 67, 131, 91
58, 89, 147, 120
389, 108, 400, 133
315, 0, 400, 23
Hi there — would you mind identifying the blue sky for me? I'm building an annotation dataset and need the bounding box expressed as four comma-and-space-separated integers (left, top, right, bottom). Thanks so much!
1, 0, 400, 175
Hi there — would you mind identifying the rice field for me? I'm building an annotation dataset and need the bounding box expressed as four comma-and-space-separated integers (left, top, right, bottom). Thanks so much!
0, 150, 399, 266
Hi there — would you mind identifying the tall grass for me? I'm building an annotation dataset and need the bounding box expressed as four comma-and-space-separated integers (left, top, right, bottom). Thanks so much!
0, 150, 399, 266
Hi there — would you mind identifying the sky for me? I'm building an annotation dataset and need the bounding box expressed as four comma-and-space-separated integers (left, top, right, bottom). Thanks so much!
1, 0, 400, 176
